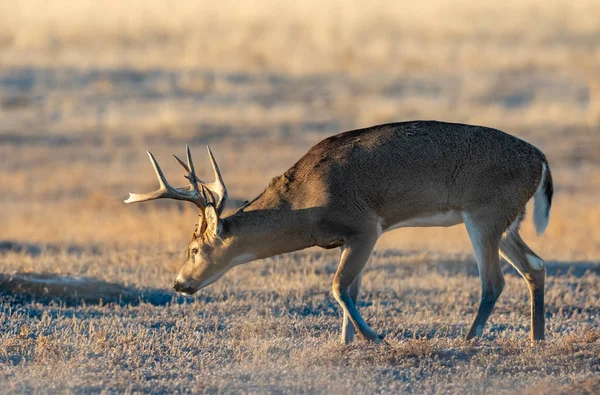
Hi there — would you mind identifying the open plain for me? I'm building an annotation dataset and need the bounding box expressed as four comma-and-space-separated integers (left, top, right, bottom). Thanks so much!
1, 0, 599, 393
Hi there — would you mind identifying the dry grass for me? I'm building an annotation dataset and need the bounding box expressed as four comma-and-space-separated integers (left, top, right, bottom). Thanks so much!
1, 0, 600, 393
1, 249, 599, 393
1, 0, 600, 76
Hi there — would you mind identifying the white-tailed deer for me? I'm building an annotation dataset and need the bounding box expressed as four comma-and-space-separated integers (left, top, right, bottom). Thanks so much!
125, 121, 553, 344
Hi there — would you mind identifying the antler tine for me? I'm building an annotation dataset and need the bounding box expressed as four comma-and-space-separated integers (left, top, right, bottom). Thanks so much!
173, 145, 199, 187
174, 145, 206, 200
186, 145, 200, 186
173, 154, 189, 173
147, 151, 170, 189
124, 151, 208, 208
123, 151, 169, 203
206, 145, 228, 214
174, 146, 227, 209
200, 184, 216, 206
124, 145, 227, 212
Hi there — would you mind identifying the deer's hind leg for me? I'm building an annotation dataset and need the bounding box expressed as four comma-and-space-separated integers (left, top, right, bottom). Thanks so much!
462, 210, 506, 340
500, 214, 546, 342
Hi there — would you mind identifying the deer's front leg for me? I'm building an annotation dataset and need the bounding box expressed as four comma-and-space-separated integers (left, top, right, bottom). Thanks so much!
341, 274, 362, 344
333, 235, 382, 344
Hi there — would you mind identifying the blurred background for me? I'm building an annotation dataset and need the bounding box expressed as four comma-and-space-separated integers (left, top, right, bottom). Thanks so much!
1, 2, 600, 392
1, 0, 599, 262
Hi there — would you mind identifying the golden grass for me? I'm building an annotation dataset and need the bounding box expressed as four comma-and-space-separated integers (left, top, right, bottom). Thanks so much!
1, 0, 599, 392
0, 0, 599, 75
1, 248, 599, 393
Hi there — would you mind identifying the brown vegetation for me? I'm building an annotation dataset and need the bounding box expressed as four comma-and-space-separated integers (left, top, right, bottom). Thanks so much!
1, 0, 599, 393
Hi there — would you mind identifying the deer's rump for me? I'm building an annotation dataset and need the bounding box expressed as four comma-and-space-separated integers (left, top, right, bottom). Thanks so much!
284, 120, 548, 222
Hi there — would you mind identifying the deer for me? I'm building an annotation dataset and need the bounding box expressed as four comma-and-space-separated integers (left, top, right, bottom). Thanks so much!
125, 120, 553, 344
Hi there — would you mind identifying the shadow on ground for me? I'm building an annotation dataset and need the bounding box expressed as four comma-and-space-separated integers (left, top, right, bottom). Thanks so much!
0, 240, 103, 257
1, 243, 598, 309
0, 272, 183, 307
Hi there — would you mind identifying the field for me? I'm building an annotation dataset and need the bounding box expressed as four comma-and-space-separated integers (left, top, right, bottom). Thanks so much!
1, 0, 600, 393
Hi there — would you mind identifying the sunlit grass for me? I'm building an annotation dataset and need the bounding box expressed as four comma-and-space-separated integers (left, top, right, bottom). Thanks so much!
0, 0, 599, 392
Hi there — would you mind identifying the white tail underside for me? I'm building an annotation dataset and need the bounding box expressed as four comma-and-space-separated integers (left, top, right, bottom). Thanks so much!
532, 162, 549, 235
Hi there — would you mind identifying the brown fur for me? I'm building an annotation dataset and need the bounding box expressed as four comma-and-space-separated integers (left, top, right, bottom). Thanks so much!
218, 121, 551, 343
130, 120, 553, 343
227, 121, 547, 245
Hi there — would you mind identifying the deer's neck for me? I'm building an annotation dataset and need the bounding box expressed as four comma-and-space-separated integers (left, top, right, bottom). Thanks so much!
223, 191, 315, 261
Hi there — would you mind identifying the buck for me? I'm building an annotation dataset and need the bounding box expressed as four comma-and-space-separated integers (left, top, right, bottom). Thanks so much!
125, 121, 553, 344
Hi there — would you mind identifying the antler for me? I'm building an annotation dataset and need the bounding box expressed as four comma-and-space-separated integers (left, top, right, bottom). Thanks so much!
124, 145, 228, 213
205, 146, 228, 214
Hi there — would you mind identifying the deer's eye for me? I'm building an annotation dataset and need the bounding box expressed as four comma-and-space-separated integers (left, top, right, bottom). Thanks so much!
191, 248, 199, 255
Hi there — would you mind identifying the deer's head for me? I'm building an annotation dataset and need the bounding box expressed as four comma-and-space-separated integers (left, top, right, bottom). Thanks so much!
125, 146, 239, 294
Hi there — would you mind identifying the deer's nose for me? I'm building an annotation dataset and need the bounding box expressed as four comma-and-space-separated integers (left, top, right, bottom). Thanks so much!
174, 280, 196, 294
173, 281, 183, 292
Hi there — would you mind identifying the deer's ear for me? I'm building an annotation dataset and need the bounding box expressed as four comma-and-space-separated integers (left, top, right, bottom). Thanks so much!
204, 204, 223, 237
194, 212, 206, 238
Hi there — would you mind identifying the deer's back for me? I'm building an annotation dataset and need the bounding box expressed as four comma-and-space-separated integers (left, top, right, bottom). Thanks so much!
281, 121, 546, 224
